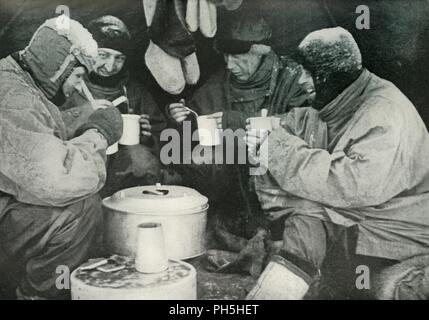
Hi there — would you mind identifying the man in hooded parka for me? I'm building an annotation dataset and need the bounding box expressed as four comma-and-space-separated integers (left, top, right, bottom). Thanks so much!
246, 27, 429, 299
0, 16, 123, 299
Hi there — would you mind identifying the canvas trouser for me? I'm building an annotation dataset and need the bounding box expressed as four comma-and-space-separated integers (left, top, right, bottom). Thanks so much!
0, 194, 103, 299
270, 215, 399, 299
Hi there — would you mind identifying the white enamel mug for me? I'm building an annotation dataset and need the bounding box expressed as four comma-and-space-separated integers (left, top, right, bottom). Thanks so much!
119, 114, 140, 146
197, 115, 221, 146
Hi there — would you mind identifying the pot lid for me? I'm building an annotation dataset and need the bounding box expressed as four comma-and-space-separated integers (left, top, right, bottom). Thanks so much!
102, 184, 208, 214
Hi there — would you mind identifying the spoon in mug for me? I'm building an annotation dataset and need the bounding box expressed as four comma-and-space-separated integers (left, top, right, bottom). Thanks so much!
180, 99, 199, 118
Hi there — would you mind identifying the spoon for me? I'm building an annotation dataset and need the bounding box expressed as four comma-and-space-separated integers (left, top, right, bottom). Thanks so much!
179, 99, 199, 118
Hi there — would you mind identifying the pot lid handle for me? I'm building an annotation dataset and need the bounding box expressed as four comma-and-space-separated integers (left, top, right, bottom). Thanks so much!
141, 182, 169, 195
142, 189, 169, 196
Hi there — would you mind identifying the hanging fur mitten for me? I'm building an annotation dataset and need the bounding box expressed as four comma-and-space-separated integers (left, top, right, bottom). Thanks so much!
199, 0, 217, 38
145, 0, 195, 94
145, 40, 185, 95
142, 0, 158, 27
181, 52, 200, 85
186, 0, 199, 32
148, 0, 195, 58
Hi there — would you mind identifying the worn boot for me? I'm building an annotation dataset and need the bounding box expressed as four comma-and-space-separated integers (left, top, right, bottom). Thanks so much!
246, 255, 313, 300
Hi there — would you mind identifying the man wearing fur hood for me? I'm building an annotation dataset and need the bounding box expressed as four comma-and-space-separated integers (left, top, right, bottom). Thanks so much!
247, 27, 429, 300
0, 16, 123, 299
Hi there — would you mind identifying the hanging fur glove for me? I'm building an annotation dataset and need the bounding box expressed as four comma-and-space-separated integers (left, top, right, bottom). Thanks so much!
148, 0, 195, 58
145, 0, 197, 93
142, 0, 158, 27
181, 52, 200, 85
199, 0, 217, 38
186, 0, 199, 32
145, 40, 186, 95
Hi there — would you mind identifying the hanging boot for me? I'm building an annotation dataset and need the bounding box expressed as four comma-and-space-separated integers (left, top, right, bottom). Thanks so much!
186, 0, 199, 32
145, 40, 186, 95
199, 0, 217, 38
146, 0, 196, 94
142, 0, 158, 27
148, 0, 195, 58
181, 52, 200, 85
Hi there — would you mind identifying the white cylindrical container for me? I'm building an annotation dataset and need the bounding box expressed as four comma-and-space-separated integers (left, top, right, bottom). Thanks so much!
119, 114, 140, 145
135, 222, 168, 273
197, 115, 221, 146
71, 258, 197, 300
103, 185, 209, 260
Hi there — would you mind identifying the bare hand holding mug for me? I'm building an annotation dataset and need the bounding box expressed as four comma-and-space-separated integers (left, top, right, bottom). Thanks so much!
139, 114, 152, 137
169, 99, 191, 124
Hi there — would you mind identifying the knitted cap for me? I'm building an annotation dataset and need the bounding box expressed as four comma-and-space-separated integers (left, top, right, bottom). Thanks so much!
214, 14, 272, 54
87, 15, 131, 55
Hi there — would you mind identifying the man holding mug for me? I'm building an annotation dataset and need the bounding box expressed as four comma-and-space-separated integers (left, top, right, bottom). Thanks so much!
166, 14, 314, 252
61, 16, 180, 197
0, 16, 123, 299
246, 27, 429, 300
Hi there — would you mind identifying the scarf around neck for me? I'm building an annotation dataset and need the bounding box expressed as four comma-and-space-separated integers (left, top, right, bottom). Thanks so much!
228, 51, 278, 103
319, 69, 372, 143
84, 69, 129, 101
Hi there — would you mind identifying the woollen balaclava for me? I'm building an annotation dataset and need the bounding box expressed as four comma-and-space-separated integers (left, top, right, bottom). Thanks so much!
297, 27, 364, 109
214, 13, 272, 54
87, 15, 131, 57
21, 15, 98, 100
86, 16, 131, 87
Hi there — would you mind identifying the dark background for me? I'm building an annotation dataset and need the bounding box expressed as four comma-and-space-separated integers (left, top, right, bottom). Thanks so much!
1, 0, 429, 126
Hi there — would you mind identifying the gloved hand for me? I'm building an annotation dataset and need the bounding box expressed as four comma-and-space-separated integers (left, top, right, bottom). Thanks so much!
77, 107, 123, 146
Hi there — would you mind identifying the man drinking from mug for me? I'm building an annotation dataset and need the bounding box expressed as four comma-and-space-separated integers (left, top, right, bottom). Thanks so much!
61, 15, 180, 198
0, 16, 123, 299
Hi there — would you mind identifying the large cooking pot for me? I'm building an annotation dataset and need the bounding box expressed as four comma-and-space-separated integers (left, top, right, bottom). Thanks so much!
102, 184, 209, 260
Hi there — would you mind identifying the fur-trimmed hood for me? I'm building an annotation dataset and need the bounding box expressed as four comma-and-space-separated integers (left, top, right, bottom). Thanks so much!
20, 15, 98, 99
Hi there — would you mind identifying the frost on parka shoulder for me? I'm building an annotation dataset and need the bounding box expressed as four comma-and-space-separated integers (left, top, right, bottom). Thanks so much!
255, 27, 429, 261
0, 16, 108, 208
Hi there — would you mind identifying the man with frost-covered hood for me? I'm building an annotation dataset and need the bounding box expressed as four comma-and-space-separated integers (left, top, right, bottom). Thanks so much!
246, 27, 429, 299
